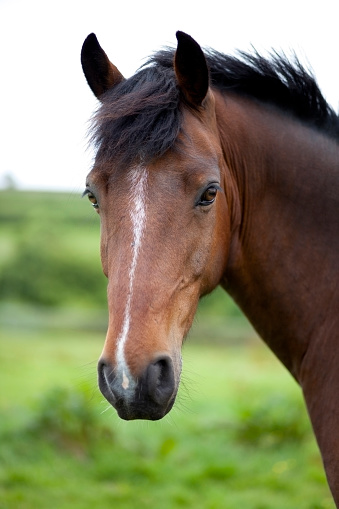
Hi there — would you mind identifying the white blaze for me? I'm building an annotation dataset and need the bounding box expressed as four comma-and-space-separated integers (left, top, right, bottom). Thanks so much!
116, 166, 148, 388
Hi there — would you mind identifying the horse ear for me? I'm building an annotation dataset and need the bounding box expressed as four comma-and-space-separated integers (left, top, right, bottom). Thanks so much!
81, 33, 124, 99
174, 31, 209, 107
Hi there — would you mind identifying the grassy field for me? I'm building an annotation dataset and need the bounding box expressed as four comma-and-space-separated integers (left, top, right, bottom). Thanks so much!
0, 189, 335, 508
0, 327, 334, 509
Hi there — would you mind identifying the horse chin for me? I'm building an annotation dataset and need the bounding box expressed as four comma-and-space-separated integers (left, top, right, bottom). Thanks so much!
115, 396, 176, 421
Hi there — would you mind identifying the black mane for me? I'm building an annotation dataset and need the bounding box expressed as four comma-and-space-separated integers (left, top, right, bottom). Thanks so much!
91, 47, 339, 168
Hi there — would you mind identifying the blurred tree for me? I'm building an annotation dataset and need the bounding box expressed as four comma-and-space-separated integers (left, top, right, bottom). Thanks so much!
1, 173, 17, 190
0, 235, 107, 307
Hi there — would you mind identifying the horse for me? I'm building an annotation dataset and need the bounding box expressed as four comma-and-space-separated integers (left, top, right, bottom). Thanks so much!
81, 31, 339, 504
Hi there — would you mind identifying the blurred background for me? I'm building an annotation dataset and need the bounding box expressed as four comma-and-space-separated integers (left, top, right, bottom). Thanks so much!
0, 0, 337, 507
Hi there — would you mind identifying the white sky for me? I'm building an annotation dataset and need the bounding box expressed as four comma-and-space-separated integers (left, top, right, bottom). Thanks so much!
0, 0, 338, 192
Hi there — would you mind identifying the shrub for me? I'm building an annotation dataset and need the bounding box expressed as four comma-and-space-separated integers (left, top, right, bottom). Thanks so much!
233, 394, 310, 446
28, 386, 114, 453
0, 236, 106, 307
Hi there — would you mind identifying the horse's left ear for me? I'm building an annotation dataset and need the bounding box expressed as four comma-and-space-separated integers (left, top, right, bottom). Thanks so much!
174, 31, 209, 107
81, 33, 124, 99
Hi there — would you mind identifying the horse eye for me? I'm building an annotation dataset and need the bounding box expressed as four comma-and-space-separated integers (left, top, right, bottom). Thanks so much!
83, 189, 99, 209
199, 186, 218, 206
88, 192, 99, 209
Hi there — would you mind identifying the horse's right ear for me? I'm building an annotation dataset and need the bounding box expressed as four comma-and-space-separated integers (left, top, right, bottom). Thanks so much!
81, 33, 124, 99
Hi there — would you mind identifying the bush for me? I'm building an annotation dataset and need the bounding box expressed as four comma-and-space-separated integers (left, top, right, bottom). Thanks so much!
0, 235, 106, 307
233, 394, 310, 446
28, 386, 114, 453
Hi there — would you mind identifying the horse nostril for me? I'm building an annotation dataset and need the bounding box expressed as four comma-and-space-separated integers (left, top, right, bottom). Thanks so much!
97, 359, 117, 406
146, 356, 175, 406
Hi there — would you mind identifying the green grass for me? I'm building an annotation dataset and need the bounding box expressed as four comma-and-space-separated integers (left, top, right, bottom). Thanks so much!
0, 327, 334, 509
0, 189, 335, 507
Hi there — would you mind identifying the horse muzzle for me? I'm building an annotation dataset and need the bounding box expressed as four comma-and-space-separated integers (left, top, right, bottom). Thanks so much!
98, 355, 178, 420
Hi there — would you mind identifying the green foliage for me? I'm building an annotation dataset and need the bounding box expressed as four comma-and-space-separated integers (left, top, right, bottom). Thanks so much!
199, 286, 243, 317
233, 394, 309, 446
0, 190, 107, 307
28, 386, 114, 452
0, 331, 334, 509
0, 234, 106, 306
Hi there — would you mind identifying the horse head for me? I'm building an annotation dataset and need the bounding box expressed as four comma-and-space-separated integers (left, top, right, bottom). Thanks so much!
81, 32, 234, 420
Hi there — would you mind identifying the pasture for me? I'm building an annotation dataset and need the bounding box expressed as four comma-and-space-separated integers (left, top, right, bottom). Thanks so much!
0, 190, 334, 508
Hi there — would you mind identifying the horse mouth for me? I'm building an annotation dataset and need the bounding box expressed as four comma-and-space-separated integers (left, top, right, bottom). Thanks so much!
114, 395, 176, 421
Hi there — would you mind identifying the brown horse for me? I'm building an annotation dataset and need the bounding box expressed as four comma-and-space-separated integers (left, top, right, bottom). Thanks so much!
81, 32, 339, 503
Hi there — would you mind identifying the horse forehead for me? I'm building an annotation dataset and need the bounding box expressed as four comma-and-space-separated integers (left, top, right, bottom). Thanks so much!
180, 112, 222, 159
88, 116, 222, 196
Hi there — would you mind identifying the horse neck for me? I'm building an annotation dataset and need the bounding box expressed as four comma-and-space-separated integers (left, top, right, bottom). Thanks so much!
215, 91, 339, 379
